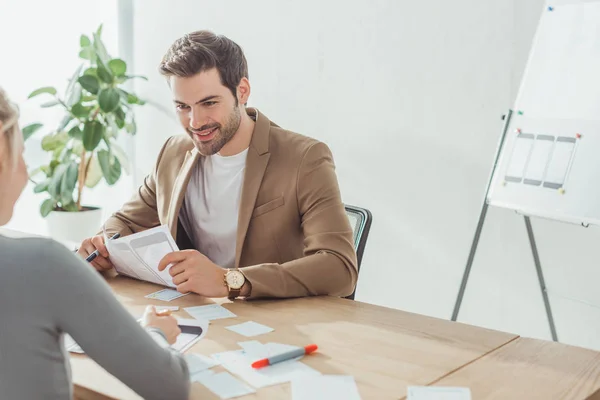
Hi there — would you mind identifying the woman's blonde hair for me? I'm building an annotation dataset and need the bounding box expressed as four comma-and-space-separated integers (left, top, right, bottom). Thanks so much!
0, 87, 21, 163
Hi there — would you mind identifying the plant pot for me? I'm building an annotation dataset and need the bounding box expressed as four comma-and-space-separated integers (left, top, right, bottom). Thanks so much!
46, 206, 103, 245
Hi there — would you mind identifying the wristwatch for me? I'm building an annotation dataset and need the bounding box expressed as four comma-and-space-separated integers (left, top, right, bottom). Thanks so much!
224, 269, 246, 300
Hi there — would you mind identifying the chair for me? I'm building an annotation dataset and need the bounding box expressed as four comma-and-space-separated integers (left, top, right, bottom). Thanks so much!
344, 205, 372, 300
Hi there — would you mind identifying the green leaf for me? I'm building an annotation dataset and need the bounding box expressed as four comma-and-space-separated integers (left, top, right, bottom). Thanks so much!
71, 103, 93, 118
84, 67, 98, 77
82, 120, 104, 151
98, 88, 120, 112
48, 164, 67, 198
81, 95, 96, 102
57, 114, 73, 131
85, 155, 103, 188
78, 75, 100, 95
108, 59, 127, 76
34, 179, 51, 193
79, 47, 95, 60
96, 63, 113, 84
62, 202, 79, 212
114, 107, 126, 129
65, 64, 84, 106
93, 31, 110, 65
68, 126, 83, 140
60, 162, 79, 204
97, 149, 121, 185
40, 199, 55, 217
22, 123, 43, 141
28, 87, 57, 99
111, 142, 130, 174
41, 100, 60, 108
125, 118, 137, 135
80, 34, 91, 47
96, 24, 103, 37
124, 75, 148, 81
41, 132, 68, 151
52, 144, 65, 160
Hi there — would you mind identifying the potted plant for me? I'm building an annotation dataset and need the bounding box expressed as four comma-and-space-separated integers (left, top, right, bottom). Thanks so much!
23, 25, 147, 243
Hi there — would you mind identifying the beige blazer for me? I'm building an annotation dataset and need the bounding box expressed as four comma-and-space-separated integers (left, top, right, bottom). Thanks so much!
103, 109, 358, 298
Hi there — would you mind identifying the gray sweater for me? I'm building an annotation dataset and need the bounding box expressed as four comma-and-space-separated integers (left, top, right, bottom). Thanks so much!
0, 235, 190, 400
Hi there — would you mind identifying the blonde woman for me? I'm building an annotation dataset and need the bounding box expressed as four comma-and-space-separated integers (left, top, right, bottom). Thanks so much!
0, 87, 190, 399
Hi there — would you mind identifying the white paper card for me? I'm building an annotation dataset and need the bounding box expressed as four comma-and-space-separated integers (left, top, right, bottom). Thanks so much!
292, 375, 361, 400
506, 134, 534, 180
64, 334, 83, 354
190, 368, 215, 383
157, 305, 180, 311
524, 136, 553, 183
104, 225, 179, 287
184, 304, 237, 321
211, 349, 320, 389
407, 386, 472, 400
185, 353, 220, 375
172, 317, 209, 353
545, 139, 575, 185
196, 371, 256, 399
145, 289, 188, 302
226, 321, 274, 337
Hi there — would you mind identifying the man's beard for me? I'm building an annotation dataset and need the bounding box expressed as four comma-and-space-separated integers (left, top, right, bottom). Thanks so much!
188, 106, 241, 156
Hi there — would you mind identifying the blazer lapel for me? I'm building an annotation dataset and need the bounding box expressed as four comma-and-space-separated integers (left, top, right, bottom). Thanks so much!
167, 148, 200, 240
235, 109, 271, 267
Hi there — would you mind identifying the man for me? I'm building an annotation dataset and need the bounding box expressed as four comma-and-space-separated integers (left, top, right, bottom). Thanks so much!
77, 31, 357, 300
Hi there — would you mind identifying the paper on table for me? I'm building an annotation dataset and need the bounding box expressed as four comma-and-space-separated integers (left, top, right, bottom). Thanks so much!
407, 386, 472, 400
211, 345, 321, 389
226, 321, 274, 337
172, 317, 209, 353
184, 304, 237, 321
145, 288, 188, 302
64, 334, 83, 354
104, 225, 178, 288
194, 371, 256, 399
292, 375, 361, 400
185, 353, 220, 375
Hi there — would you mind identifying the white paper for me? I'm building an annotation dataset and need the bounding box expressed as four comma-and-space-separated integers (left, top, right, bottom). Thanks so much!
226, 321, 274, 337
292, 375, 361, 400
190, 368, 215, 383
105, 225, 179, 288
145, 288, 188, 302
545, 139, 575, 185
211, 348, 320, 389
64, 334, 83, 354
524, 136, 554, 183
506, 134, 534, 180
172, 317, 209, 353
195, 371, 256, 399
184, 304, 237, 321
157, 305, 180, 312
407, 386, 472, 400
237, 341, 267, 360
185, 353, 220, 375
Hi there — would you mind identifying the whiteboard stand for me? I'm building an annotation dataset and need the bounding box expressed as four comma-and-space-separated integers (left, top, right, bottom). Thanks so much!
450, 109, 559, 342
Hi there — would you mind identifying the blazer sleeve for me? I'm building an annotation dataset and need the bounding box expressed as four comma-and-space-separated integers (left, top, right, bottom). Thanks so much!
241, 142, 359, 298
100, 137, 174, 236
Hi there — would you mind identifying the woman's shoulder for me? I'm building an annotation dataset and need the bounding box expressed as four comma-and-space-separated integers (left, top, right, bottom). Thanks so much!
0, 235, 82, 273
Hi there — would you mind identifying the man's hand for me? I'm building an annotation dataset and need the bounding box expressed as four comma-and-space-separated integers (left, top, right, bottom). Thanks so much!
77, 235, 115, 271
158, 250, 228, 297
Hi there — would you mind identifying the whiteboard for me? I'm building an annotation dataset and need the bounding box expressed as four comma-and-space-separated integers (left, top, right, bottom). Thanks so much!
487, 0, 600, 225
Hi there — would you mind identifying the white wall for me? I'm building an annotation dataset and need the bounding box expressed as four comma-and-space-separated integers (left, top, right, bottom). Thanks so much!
130, 0, 600, 350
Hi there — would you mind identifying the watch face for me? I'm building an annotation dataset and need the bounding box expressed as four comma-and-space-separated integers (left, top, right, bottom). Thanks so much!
226, 270, 245, 289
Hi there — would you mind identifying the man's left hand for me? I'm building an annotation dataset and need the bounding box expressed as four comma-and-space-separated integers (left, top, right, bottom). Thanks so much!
157, 250, 228, 297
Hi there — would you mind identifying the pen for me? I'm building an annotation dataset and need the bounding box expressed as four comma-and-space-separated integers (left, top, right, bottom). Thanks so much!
86, 233, 121, 262
251, 344, 318, 368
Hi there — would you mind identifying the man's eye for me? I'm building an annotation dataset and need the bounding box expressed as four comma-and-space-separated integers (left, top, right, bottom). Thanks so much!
176, 104, 190, 110
204, 102, 217, 107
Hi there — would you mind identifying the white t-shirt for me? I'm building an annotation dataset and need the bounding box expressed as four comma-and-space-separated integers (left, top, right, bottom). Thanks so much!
179, 149, 248, 268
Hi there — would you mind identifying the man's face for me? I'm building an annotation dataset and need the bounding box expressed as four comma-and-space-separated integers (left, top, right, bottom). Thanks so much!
171, 68, 241, 156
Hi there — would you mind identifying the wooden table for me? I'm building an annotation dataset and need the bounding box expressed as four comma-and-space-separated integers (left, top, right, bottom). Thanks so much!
429, 337, 600, 400
71, 275, 518, 399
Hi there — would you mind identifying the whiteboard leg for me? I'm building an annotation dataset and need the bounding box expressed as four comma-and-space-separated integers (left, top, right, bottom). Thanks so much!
524, 216, 559, 342
451, 203, 489, 321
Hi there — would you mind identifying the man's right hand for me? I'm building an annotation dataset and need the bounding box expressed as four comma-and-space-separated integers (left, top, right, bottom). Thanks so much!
77, 235, 115, 271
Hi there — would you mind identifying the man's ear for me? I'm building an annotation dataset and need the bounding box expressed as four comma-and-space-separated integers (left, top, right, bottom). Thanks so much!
237, 78, 251, 105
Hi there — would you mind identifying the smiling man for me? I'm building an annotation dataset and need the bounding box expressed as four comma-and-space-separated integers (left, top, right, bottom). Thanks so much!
77, 31, 357, 300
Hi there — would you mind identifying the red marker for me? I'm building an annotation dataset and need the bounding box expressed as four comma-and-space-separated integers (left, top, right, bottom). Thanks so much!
251, 344, 318, 368
576, 133, 582, 139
